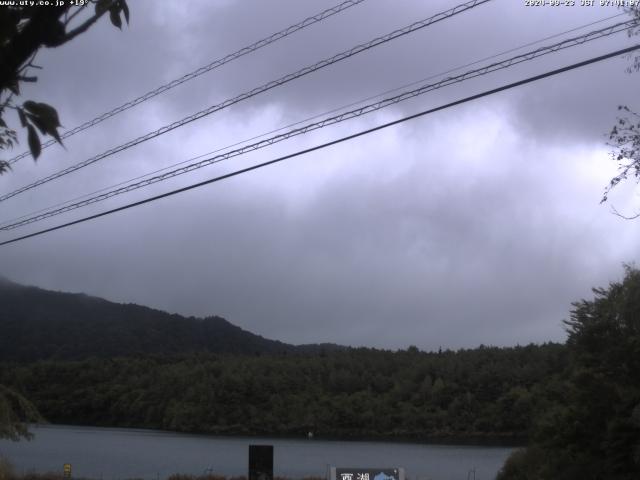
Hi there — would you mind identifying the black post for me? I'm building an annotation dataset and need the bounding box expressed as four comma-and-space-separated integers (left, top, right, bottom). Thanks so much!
249, 445, 273, 480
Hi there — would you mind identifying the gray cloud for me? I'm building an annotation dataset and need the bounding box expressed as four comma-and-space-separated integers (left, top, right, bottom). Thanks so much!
1, 0, 639, 351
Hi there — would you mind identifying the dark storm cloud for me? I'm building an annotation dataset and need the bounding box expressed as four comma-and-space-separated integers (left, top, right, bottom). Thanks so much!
18, 0, 636, 154
148, 0, 636, 139
1, 0, 639, 350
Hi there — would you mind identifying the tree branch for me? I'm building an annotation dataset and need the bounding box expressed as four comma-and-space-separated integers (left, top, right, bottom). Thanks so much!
0, 7, 69, 91
610, 204, 640, 220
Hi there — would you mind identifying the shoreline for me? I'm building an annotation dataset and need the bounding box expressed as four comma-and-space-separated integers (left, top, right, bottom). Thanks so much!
27, 423, 526, 448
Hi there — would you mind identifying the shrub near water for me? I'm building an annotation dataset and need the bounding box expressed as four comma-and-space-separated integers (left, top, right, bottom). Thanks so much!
167, 475, 227, 480
0, 470, 325, 480
0, 464, 65, 480
166, 476, 322, 480
0, 458, 14, 480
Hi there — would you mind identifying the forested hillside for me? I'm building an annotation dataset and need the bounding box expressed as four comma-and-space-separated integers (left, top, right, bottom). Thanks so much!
0, 276, 570, 442
0, 344, 565, 442
0, 278, 338, 359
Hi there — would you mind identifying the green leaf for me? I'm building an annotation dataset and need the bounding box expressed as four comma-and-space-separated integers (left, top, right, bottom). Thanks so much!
26, 113, 62, 144
17, 108, 27, 128
0, 160, 11, 175
109, 6, 122, 29
26, 113, 47, 135
120, 0, 129, 24
27, 124, 41, 160
95, 0, 111, 15
23, 101, 61, 128
23, 102, 63, 145
49, 126, 63, 145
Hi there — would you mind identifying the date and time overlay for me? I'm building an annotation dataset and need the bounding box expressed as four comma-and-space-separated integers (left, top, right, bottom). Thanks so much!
0, 0, 637, 9
526, 0, 639, 7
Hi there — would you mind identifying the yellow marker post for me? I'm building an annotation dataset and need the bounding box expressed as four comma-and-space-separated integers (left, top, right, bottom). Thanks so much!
63, 464, 71, 479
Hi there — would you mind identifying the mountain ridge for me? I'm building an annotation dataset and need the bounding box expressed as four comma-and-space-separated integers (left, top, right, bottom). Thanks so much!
0, 278, 343, 361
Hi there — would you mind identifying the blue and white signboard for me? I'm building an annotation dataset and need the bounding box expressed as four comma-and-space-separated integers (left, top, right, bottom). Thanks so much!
329, 467, 405, 480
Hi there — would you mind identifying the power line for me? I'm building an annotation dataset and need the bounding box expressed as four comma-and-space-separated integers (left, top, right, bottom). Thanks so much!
3, 11, 623, 230
1, 43, 637, 247
0, 0, 491, 204
6, 0, 368, 165
344, 11, 628, 107
21, 6, 615, 228
2, 18, 633, 229
1, 18, 634, 231
3, 11, 623, 228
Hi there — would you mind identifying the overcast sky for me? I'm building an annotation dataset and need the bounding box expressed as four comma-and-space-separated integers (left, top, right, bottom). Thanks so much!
1, 0, 639, 350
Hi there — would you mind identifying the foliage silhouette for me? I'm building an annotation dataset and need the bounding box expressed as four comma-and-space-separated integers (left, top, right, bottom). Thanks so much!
0, 0, 129, 173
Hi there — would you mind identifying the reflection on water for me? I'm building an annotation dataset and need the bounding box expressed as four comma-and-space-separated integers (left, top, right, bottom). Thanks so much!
0, 425, 514, 480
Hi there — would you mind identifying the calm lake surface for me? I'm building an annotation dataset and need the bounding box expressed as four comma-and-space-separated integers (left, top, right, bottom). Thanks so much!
0, 425, 514, 480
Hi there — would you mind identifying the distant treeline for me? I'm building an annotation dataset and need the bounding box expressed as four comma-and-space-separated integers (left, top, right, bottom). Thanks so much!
0, 343, 565, 442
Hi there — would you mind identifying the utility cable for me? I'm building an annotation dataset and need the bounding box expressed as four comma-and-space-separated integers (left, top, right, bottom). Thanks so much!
0, 18, 634, 231
3, 10, 623, 230
1, 44, 637, 247
6, 0, 368, 165
0, 0, 491, 203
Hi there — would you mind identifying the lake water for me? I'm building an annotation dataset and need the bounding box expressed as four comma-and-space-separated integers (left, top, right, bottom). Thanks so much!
0, 425, 514, 480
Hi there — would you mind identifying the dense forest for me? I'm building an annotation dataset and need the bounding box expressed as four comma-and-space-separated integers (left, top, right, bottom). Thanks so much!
0, 344, 565, 442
